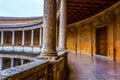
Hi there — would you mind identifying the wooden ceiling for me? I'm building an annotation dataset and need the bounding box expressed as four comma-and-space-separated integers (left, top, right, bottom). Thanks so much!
67, 0, 119, 24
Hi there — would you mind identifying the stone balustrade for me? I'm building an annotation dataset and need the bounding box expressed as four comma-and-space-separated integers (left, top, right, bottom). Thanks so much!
0, 52, 67, 80
0, 60, 49, 80
0, 46, 41, 55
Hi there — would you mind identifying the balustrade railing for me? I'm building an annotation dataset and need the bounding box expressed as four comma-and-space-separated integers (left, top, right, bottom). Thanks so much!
0, 52, 68, 80
0, 46, 41, 55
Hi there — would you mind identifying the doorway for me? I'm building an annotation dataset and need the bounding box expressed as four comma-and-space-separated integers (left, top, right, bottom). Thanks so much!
96, 27, 107, 56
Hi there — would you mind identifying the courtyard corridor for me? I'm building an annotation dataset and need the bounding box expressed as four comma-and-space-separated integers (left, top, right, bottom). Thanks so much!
67, 53, 120, 80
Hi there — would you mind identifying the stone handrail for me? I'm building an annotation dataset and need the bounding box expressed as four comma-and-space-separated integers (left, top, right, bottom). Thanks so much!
0, 46, 41, 55
0, 53, 36, 60
0, 60, 49, 80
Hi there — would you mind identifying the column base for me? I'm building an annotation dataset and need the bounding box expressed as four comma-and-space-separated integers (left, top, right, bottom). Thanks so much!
36, 56, 59, 61
40, 49, 58, 56
57, 47, 67, 52
41, 52, 57, 56
37, 50, 58, 60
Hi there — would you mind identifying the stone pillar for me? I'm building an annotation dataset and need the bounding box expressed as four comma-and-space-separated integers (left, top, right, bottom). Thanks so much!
0, 57, 2, 71
1, 31, 4, 45
21, 59, 24, 65
12, 31, 15, 46
41, 0, 57, 57
22, 30, 25, 46
31, 29, 34, 46
39, 28, 42, 47
59, 0, 67, 50
11, 58, 14, 67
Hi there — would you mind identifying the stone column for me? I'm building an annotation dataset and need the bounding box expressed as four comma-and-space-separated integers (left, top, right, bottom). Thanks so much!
31, 29, 34, 46
0, 57, 2, 71
39, 28, 42, 47
41, 0, 57, 57
59, 0, 67, 50
22, 30, 25, 46
21, 59, 24, 65
12, 31, 15, 46
11, 58, 14, 67
1, 31, 4, 45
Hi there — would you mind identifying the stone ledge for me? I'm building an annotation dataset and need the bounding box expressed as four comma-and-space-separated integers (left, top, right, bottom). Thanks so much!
0, 60, 49, 80
0, 53, 36, 60
36, 56, 60, 61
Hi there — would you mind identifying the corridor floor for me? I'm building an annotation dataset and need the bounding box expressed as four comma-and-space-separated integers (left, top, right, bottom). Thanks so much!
67, 53, 120, 80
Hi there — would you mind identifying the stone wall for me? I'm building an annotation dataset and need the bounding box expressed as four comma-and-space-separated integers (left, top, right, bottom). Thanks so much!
15, 31, 22, 45
4, 31, 12, 45
34, 29, 40, 46
67, 1, 120, 62
24, 30, 31, 46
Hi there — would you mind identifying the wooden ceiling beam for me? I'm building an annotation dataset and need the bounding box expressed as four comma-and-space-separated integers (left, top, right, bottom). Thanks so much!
67, 4, 111, 9
66, 0, 118, 24
67, 1, 116, 4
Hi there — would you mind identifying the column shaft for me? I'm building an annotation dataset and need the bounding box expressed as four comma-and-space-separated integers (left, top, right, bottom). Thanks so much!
0, 57, 2, 71
41, 0, 57, 56
21, 59, 24, 65
22, 30, 25, 46
31, 30, 34, 46
59, 0, 67, 50
39, 28, 42, 47
11, 58, 14, 67
1, 31, 4, 45
12, 31, 15, 46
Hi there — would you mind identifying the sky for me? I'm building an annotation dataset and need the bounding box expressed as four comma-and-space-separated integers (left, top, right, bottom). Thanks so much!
0, 0, 44, 17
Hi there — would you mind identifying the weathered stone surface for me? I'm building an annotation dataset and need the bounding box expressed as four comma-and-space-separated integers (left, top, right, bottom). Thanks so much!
0, 60, 49, 80
59, 0, 67, 50
41, 0, 57, 56
0, 52, 67, 80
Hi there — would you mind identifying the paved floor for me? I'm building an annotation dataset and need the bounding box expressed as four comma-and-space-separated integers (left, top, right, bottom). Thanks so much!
67, 53, 120, 80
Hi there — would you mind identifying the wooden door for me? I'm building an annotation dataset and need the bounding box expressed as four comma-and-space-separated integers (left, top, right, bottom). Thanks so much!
96, 27, 107, 56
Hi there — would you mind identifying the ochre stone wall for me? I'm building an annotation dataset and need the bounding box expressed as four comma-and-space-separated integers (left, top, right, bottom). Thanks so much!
67, 1, 120, 62
14, 58, 21, 66
15, 31, 22, 45
2, 58, 11, 70
116, 13, 120, 61
4, 31, 12, 45
67, 29, 74, 52
25, 30, 31, 46
34, 29, 40, 46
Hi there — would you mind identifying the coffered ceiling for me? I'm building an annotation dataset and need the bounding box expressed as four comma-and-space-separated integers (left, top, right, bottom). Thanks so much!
67, 0, 119, 24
